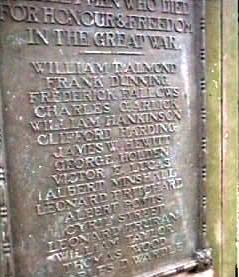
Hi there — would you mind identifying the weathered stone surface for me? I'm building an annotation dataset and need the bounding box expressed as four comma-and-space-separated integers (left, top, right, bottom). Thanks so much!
0, 1, 211, 276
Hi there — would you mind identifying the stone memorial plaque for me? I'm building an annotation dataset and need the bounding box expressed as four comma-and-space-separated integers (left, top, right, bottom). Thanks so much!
0, 1, 212, 276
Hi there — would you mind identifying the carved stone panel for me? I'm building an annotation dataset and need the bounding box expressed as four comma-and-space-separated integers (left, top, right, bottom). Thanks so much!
0, 1, 211, 276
